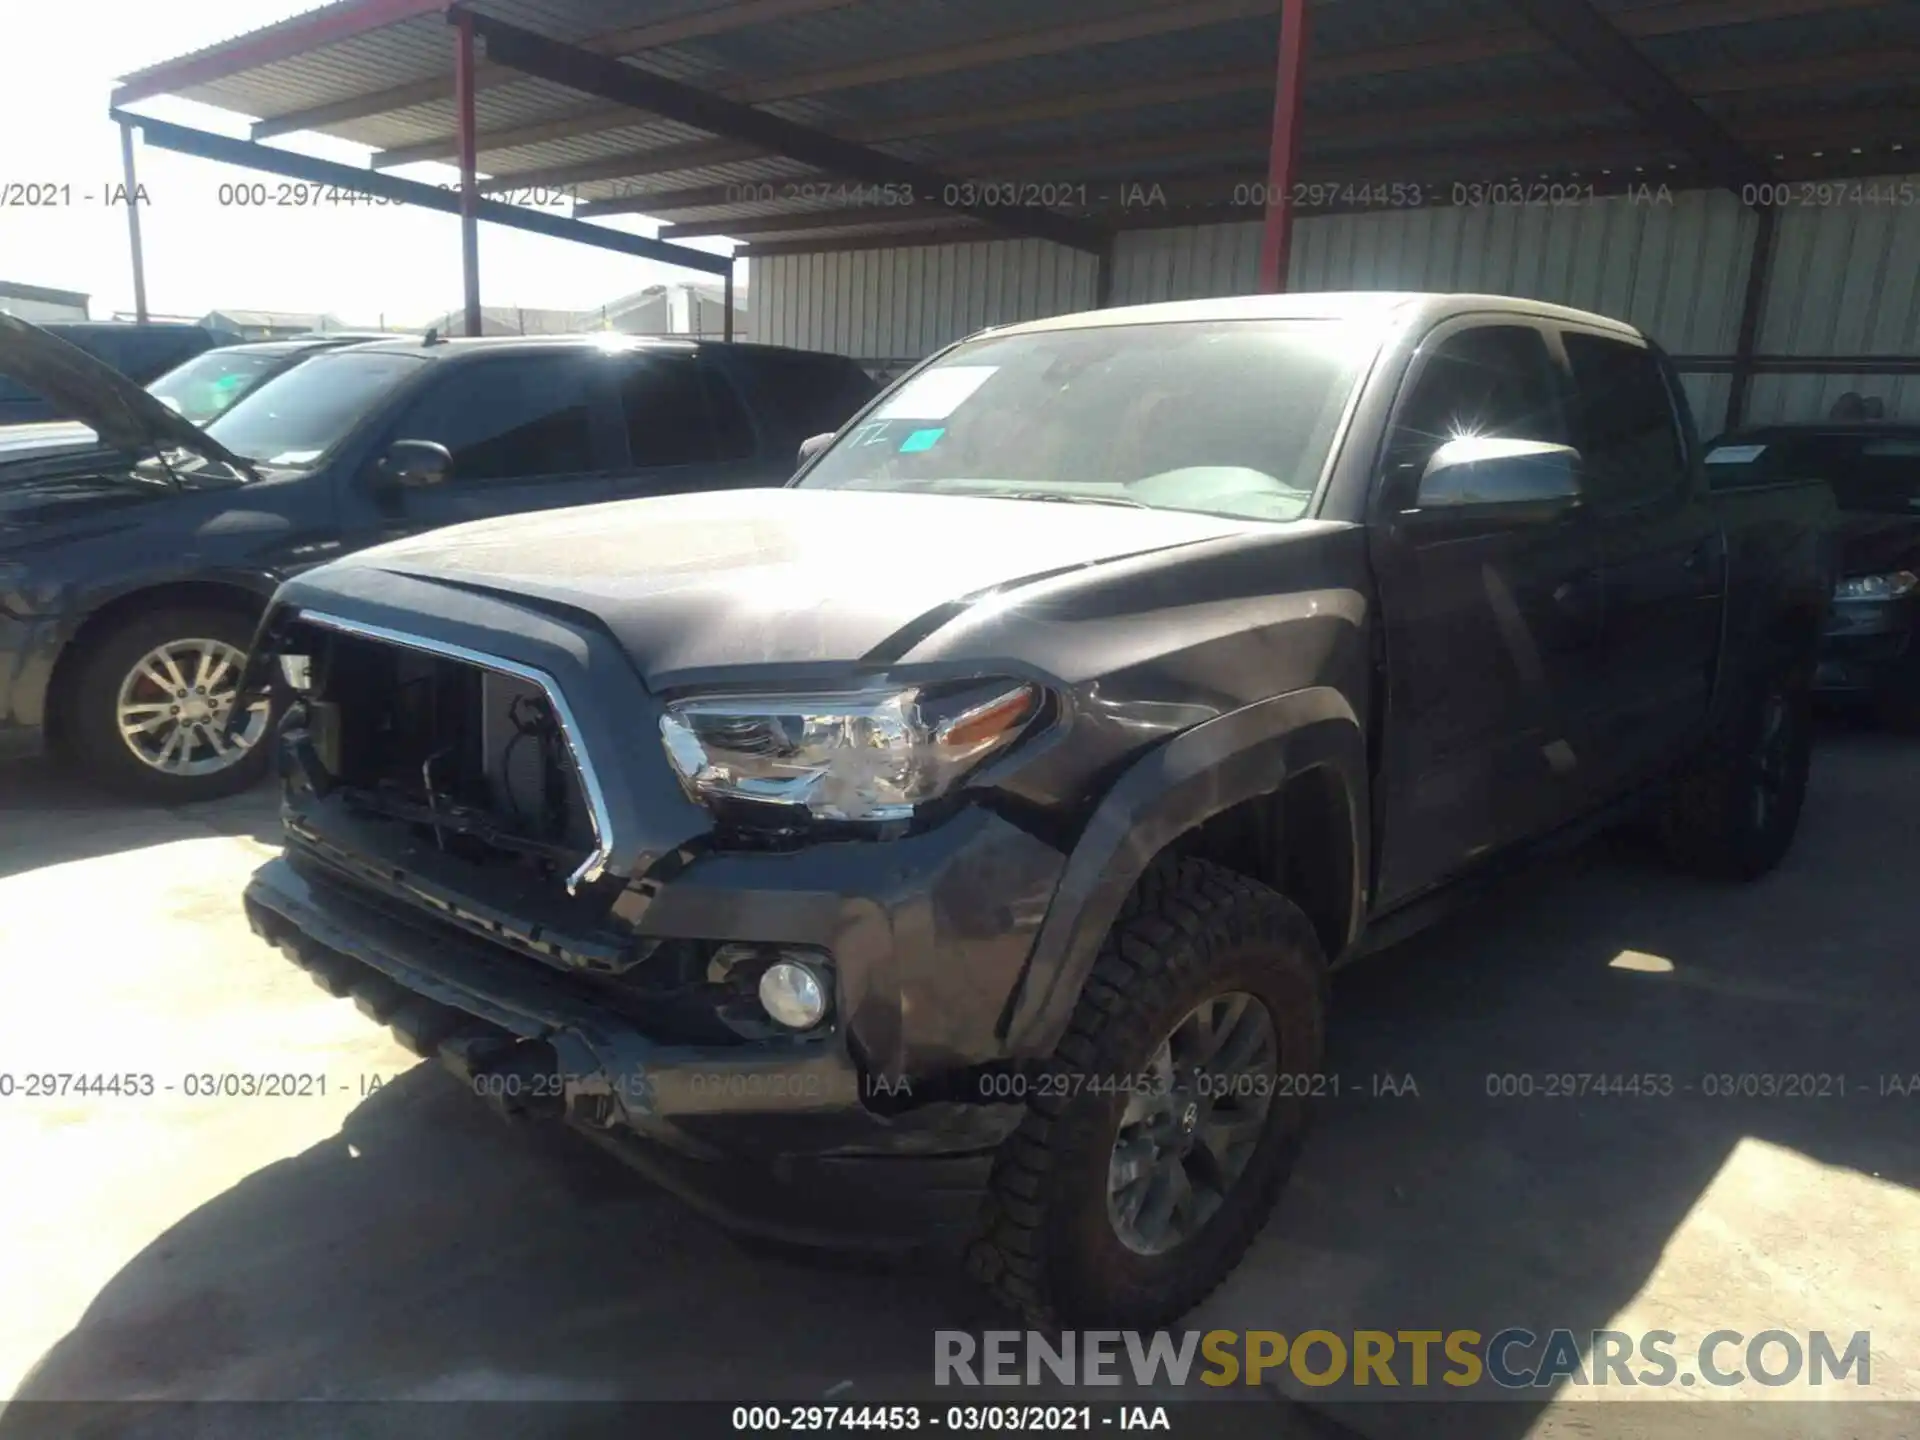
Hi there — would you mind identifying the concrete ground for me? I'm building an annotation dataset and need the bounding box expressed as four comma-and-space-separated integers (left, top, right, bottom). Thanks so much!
0, 723, 1916, 1437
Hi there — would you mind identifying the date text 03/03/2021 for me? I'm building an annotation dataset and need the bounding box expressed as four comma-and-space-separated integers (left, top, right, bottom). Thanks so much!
730, 1405, 1170, 1432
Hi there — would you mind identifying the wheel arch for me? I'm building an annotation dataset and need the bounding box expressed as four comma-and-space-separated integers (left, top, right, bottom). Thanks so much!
999, 686, 1369, 1060
42, 577, 273, 748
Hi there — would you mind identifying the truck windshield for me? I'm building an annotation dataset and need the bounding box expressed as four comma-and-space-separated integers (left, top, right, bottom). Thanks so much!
203, 350, 427, 466
796, 319, 1372, 522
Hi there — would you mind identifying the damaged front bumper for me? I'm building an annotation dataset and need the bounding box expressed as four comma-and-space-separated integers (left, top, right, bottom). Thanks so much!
246, 803, 1062, 1249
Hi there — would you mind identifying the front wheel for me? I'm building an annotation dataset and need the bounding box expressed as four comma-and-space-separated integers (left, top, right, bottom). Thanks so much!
968, 858, 1326, 1328
1658, 661, 1813, 880
64, 605, 275, 804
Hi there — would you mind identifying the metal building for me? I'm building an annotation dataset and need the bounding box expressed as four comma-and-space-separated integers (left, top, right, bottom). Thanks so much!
110, 0, 1920, 430
0, 282, 92, 323
752, 187, 1920, 426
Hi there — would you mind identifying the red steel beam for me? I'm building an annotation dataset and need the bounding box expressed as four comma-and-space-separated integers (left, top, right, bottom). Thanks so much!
455, 11, 482, 337
1257, 0, 1310, 290
115, 0, 450, 105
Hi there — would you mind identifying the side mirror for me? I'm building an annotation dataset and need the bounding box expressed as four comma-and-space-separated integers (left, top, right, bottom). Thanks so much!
797, 431, 835, 467
377, 439, 453, 489
1408, 436, 1583, 527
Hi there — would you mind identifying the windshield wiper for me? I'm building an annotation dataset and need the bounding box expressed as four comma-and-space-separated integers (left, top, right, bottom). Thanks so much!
981, 489, 1149, 509
134, 449, 185, 492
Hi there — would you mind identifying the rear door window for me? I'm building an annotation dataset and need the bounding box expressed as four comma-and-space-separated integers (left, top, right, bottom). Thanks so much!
389, 354, 603, 481
700, 363, 759, 461
616, 352, 757, 466
737, 350, 878, 440
1560, 332, 1688, 509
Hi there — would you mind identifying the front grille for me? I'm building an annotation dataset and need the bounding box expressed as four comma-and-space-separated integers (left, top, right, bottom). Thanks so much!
278, 614, 608, 893
264, 614, 812, 1048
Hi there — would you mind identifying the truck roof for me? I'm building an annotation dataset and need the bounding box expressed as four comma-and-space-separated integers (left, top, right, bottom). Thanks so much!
991, 291, 1646, 342
340, 334, 858, 365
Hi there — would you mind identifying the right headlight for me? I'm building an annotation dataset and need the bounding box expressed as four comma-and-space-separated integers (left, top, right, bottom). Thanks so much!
1834, 570, 1918, 601
659, 680, 1040, 824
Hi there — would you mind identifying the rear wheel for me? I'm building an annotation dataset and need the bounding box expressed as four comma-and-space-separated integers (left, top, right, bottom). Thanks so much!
64, 605, 274, 803
1659, 660, 1813, 880
968, 857, 1326, 1328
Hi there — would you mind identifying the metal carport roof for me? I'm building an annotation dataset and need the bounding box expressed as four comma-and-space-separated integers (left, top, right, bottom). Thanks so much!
112, 0, 1918, 253
108, 0, 1918, 407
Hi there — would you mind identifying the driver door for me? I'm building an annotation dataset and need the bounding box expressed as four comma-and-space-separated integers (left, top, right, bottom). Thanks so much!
1367, 320, 1608, 908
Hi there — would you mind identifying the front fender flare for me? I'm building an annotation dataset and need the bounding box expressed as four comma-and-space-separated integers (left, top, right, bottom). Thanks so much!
999, 686, 1368, 1059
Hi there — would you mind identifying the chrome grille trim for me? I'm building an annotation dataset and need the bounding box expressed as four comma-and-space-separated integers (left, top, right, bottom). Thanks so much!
296, 610, 614, 895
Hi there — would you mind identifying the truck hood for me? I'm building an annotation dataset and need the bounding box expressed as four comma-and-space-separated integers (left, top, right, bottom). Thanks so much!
0, 313, 249, 470
340, 486, 1252, 687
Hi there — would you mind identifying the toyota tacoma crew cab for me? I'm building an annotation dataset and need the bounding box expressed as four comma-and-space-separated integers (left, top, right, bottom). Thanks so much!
238, 293, 1834, 1327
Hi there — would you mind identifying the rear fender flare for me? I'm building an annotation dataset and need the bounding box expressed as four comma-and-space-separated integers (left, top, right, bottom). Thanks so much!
999, 686, 1368, 1059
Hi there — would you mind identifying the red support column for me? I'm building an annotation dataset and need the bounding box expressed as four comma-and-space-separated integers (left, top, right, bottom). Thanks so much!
1256, 0, 1311, 293
455, 10, 482, 337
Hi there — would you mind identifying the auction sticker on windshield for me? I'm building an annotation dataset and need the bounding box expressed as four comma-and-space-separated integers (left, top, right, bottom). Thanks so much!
875, 365, 997, 420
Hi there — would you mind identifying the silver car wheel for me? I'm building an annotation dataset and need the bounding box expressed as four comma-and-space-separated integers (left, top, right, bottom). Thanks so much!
114, 637, 268, 777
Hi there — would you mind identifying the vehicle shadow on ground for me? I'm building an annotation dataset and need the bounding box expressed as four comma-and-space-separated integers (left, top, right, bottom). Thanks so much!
1198, 718, 1918, 1436
0, 762, 281, 881
4, 726, 1914, 1438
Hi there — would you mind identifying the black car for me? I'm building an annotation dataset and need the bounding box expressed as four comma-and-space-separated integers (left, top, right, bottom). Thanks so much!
0, 321, 234, 426
1706, 423, 1920, 727
0, 314, 877, 801
0, 334, 400, 464
240, 292, 1834, 1327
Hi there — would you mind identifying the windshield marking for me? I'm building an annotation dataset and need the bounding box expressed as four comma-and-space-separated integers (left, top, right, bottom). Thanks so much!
874, 365, 998, 420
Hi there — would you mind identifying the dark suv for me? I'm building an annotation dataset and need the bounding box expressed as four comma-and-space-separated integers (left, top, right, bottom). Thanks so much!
1706, 423, 1920, 727
0, 316, 877, 800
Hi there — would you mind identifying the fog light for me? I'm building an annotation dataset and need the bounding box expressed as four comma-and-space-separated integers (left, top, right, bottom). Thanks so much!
758, 959, 828, 1030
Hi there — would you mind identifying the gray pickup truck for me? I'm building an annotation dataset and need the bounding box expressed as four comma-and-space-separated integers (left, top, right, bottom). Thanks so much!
238, 292, 1834, 1328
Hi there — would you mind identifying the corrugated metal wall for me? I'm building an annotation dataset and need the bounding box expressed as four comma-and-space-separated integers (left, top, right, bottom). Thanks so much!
747, 175, 1920, 426
748, 239, 1099, 367
1748, 193, 1920, 424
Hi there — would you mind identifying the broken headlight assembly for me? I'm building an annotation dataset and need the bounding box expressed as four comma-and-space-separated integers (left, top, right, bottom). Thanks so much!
658, 681, 1041, 825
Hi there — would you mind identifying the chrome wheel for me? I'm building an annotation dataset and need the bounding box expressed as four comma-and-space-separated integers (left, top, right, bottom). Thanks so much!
114, 637, 267, 777
1107, 990, 1279, 1256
